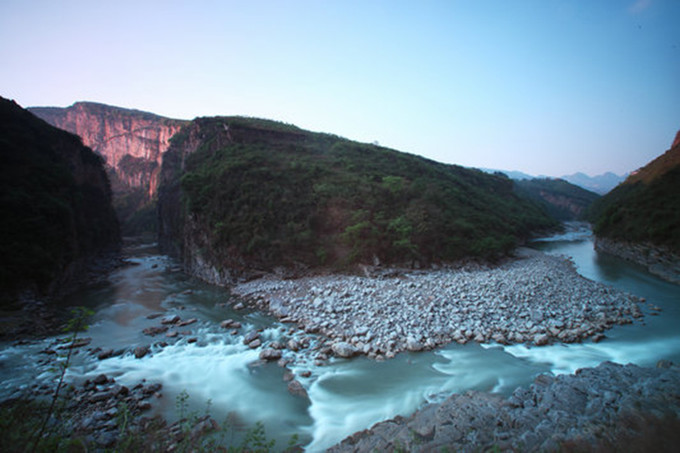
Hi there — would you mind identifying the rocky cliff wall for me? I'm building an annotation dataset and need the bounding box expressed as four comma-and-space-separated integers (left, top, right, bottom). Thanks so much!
157, 119, 246, 285
30, 102, 187, 199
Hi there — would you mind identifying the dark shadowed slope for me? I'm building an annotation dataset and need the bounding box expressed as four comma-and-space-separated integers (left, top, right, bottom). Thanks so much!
0, 97, 120, 306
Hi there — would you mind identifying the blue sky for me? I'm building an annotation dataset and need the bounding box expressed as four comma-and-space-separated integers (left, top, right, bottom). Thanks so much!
1, 0, 678, 176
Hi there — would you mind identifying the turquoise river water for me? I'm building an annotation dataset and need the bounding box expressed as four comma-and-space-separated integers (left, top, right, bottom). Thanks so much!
1, 224, 679, 451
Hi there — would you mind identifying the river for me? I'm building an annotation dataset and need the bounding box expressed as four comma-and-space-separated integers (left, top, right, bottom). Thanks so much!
1, 224, 679, 451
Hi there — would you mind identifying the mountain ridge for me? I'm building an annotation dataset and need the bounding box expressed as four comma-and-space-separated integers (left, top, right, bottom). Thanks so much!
158, 116, 558, 284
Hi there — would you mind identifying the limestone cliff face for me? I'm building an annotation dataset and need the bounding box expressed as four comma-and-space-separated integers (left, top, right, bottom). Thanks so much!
30, 102, 187, 199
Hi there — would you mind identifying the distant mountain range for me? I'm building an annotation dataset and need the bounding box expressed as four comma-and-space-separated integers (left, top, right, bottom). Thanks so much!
480, 169, 625, 195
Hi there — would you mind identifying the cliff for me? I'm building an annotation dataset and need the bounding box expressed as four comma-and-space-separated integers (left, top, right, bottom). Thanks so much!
30, 102, 187, 233
514, 178, 600, 221
0, 97, 120, 305
591, 131, 680, 283
158, 117, 557, 284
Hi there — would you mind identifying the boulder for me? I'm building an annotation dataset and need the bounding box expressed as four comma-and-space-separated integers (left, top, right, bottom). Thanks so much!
534, 334, 550, 346
287, 379, 309, 399
243, 331, 260, 345
259, 349, 283, 361
143, 326, 169, 336
93, 374, 109, 385
405, 336, 424, 352
134, 345, 150, 359
331, 341, 359, 358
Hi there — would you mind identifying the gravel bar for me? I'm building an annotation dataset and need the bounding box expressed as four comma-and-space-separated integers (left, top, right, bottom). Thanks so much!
232, 248, 644, 359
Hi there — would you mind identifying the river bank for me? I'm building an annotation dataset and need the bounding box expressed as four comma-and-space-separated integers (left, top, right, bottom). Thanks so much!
595, 237, 680, 285
328, 360, 680, 452
232, 248, 645, 360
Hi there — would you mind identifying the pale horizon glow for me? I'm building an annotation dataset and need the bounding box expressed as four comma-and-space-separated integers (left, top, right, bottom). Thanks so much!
1, 0, 678, 177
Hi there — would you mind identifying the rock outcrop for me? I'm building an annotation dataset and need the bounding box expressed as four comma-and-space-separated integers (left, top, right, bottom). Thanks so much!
0, 97, 120, 307
329, 361, 680, 452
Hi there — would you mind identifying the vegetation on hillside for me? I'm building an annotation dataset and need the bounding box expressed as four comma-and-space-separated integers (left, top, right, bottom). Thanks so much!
169, 117, 557, 270
0, 97, 119, 304
514, 178, 600, 221
590, 165, 680, 252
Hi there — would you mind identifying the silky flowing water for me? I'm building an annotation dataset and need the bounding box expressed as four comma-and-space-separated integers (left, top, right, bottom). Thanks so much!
1, 225, 679, 451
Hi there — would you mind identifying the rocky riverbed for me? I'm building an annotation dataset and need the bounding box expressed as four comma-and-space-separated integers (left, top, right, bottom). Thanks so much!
328, 360, 680, 452
232, 248, 644, 360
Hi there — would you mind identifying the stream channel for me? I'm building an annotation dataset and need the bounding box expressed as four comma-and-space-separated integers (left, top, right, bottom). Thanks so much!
1, 223, 679, 451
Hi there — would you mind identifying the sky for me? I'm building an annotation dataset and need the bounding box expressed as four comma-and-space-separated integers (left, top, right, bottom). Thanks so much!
1, 0, 678, 177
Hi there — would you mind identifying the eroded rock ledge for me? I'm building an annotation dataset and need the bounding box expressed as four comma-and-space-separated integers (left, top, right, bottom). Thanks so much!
327, 361, 680, 452
232, 249, 643, 359
595, 237, 680, 285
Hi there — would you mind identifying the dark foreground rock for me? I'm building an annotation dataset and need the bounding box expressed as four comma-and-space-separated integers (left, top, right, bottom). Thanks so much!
329, 361, 680, 452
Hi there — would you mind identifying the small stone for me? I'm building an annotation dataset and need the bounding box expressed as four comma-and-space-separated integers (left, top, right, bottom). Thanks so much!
592, 333, 606, 343
161, 315, 181, 325
89, 391, 113, 403
97, 349, 114, 360
143, 325, 169, 336
248, 339, 262, 349
137, 401, 152, 411
93, 374, 108, 385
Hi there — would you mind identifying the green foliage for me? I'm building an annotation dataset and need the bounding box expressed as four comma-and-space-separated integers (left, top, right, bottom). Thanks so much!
590, 166, 680, 252
514, 177, 600, 221
173, 117, 557, 269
